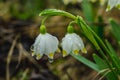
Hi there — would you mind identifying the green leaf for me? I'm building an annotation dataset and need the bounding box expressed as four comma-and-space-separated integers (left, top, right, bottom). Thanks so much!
93, 54, 118, 80
77, 16, 119, 79
82, 0, 94, 22
70, 53, 99, 71
77, 16, 100, 50
109, 19, 120, 45
39, 9, 76, 19
93, 54, 108, 70
96, 16, 104, 38
105, 40, 120, 73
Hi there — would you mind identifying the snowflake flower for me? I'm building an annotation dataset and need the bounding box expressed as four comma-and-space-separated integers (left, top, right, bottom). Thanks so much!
31, 25, 59, 60
61, 25, 87, 57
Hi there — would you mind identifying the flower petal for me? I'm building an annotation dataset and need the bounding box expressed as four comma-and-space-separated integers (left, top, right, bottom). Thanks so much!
106, 0, 118, 11
32, 33, 59, 60
36, 53, 42, 60
61, 33, 86, 56
62, 50, 68, 57
48, 53, 54, 59
44, 33, 58, 55
73, 50, 79, 55
61, 34, 73, 54
81, 47, 87, 54
116, 0, 120, 9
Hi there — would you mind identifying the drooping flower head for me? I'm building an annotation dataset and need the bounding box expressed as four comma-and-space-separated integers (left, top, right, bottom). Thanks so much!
31, 25, 59, 61
61, 25, 87, 57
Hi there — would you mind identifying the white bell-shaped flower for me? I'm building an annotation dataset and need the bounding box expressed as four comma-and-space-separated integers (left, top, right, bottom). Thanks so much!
61, 25, 87, 57
106, 0, 120, 11
31, 25, 59, 60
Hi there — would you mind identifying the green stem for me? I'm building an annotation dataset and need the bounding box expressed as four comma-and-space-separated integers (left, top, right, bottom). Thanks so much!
41, 16, 49, 25
85, 20, 120, 74
39, 9, 76, 20
69, 21, 77, 26
76, 16, 118, 77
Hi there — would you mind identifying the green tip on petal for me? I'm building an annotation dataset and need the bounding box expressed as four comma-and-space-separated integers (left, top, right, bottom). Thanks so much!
106, 5, 111, 11
48, 53, 54, 59
36, 54, 42, 60
40, 25, 47, 34
81, 48, 87, 54
32, 52, 35, 56
67, 25, 74, 33
73, 50, 79, 55
116, 4, 120, 9
62, 50, 68, 57
57, 48, 61, 53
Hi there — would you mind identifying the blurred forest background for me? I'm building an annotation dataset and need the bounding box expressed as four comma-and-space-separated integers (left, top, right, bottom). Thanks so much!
0, 0, 120, 80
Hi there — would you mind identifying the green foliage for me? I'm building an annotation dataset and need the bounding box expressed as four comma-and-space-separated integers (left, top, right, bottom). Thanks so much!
77, 16, 120, 80
81, 0, 94, 22
93, 54, 118, 80
10, 0, 45, 20
93, 54, 108, 70
81, 0, 104, 38
105, 40, 120, 74
109, 19, 120, 45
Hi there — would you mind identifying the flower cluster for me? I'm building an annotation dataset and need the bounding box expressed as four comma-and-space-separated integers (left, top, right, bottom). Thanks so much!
31, 24, 87, 61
